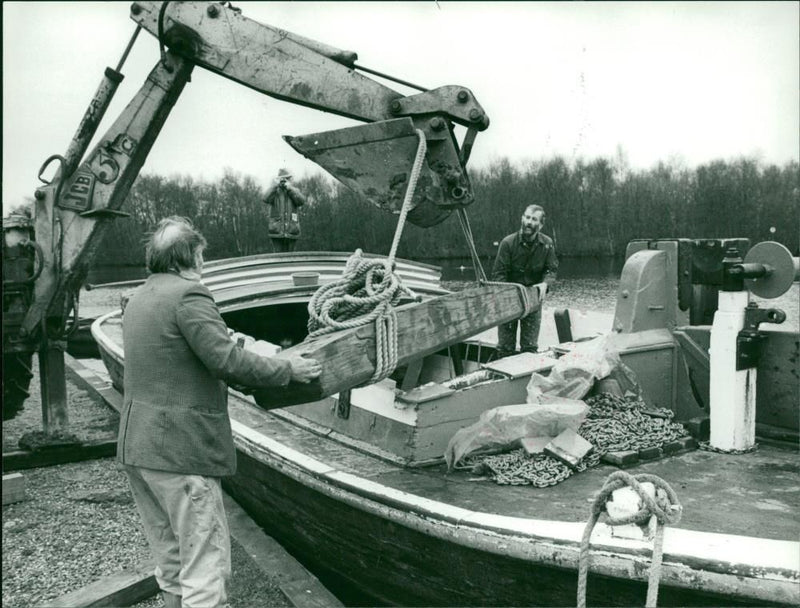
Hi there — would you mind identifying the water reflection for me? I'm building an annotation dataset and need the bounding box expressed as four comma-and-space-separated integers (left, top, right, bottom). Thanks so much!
434, 256, 624, 281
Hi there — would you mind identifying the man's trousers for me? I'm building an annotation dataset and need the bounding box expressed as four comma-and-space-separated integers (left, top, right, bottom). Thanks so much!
497, 307, 542, 358
123, 464, 231, 608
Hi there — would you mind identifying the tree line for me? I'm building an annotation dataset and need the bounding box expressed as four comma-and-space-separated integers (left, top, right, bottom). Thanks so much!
95, 156, 799, 266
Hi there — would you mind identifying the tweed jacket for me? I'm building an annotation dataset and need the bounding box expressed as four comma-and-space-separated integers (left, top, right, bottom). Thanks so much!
117, 273, 292, 476
491, 230, 558, 287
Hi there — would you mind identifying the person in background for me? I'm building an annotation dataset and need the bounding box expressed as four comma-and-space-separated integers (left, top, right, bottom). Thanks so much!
491, 204, 558, 358
118, 216, 321, 608
263, 168, 306, 253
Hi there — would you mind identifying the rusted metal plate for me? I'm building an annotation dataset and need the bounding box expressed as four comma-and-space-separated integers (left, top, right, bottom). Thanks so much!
286, 118, 461, 227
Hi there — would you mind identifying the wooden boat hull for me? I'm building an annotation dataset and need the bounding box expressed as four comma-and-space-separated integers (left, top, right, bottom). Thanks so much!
225, 446, 782, 607
90, 251, 799, 607
92, 312, 798, 607
220, 388, 797, 607
66, 317, 100, 358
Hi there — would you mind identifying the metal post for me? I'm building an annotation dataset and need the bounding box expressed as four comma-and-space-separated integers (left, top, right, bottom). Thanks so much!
709, 290, 756, 450
38, 340, 69, 433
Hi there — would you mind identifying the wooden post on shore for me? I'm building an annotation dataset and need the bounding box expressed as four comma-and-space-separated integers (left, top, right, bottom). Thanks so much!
38, 339, 69, 434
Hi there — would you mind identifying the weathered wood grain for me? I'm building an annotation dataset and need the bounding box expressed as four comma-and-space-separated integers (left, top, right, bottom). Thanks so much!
2, 472, 26, 505
223, 493, 342, 608
253, 283, 539, 408
44, 561, 157, 607
2, 439, 117, 472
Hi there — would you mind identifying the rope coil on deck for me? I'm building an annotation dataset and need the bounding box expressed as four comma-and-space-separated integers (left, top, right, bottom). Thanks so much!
306, 129, 427, 385
577, 471, 682, 608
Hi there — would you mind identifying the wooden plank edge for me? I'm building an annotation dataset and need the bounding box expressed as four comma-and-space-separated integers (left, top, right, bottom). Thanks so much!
2, 472, 26, 504
42, 561, 157, 608
221, 492, 343, 608
2, 439, 117, 472
65, 353, 123, 414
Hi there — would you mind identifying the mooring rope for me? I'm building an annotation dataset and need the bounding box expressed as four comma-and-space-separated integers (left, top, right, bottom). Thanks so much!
577, 471, 682, 608
306, 129, 427, 385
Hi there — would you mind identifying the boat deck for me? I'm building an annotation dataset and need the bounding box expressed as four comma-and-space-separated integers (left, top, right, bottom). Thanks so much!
228, 393, 799, 543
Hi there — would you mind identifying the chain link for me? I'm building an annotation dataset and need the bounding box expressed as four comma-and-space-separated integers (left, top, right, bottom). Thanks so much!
463, 393, 690, 487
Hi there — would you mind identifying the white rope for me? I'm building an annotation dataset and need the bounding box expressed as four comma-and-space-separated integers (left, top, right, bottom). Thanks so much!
307, 129, 427, 385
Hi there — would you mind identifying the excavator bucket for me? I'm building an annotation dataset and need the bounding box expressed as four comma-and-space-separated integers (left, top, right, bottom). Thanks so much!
284, 118, 472, 228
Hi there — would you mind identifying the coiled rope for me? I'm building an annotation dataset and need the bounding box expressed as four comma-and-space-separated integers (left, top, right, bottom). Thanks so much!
306, 129, 427, 385
577, 471, 682, 608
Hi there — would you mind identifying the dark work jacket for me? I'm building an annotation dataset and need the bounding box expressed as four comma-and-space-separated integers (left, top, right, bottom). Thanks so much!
491, 230, 559, 286
117, 273, 292, 476
263, 183, 306, 240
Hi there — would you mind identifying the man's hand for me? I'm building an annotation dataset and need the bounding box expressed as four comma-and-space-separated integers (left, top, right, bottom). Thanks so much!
288, 355, 322, 384
536, 283, 549, 301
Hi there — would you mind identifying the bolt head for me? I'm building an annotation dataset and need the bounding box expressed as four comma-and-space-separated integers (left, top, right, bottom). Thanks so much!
457, 90, 469, 103
469, 108, 482, 121
130, 2, 142, 15
430, 117, 445, 131
207, 4, 220, 17
390, 100, 402, 113
34, 189, 46, 200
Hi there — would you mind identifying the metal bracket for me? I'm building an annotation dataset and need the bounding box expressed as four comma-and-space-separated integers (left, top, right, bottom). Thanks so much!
736, 303, 786, 370
336, 388, 351, 419
736, 330, 767, 370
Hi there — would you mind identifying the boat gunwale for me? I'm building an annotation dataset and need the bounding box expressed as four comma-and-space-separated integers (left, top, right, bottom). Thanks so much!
201, 251, 444, 273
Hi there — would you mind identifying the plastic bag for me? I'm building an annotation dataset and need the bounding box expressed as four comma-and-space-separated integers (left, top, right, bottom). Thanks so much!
526, 335, 619, 403
444, 398, 588, 469
591, 359, 643, 399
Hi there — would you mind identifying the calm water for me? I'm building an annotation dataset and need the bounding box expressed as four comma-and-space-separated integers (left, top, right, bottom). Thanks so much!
435, 255, 624, 282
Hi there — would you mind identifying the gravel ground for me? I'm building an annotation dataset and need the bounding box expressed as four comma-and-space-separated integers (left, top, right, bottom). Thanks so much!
2, 459, 151, 607
2, 307, 292, 607
2, 455, 290, 608
3, 359, 120, 454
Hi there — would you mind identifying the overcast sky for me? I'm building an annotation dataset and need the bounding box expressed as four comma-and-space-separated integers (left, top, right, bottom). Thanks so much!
3, 1, 798, 212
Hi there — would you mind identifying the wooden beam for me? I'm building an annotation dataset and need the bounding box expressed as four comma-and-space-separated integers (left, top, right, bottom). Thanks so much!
65, 354, 123, 414
44, 561, 157, 608
252, 283, 539, 409
39, 343, 69, 434
2, 438, 117, 472
2, 472, 26, 505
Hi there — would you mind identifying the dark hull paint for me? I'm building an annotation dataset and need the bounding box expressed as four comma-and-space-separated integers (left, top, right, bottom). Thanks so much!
224, 451, 780, 608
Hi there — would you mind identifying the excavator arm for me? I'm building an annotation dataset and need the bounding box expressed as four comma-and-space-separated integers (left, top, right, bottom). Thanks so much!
129, 1, 489, 224
5, 0, 492, 426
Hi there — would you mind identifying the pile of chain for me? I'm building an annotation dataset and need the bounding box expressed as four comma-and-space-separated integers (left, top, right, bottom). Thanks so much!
460, 392, 690, 487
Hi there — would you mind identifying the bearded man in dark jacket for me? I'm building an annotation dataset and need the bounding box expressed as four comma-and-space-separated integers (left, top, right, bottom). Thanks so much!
491, 204, 558, 358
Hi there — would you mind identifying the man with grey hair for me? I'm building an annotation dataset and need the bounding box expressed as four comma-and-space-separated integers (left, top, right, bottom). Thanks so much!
491, 204, 558, 358
118, 216, 321, 608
